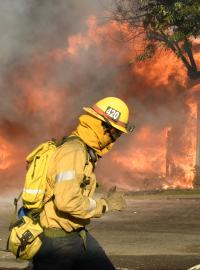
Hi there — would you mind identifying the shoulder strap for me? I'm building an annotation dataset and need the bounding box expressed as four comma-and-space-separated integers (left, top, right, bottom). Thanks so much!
60, 135, 89, 165
8, 192, 23, 231
60, 135, 99, 172
67, 135, 98, 167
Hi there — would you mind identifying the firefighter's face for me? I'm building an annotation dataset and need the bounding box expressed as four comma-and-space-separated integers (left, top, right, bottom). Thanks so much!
108, 127, 123, 141
102, 121, 123, 142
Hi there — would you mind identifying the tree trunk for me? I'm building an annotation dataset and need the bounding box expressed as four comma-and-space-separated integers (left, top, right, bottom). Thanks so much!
166, 128, 172, 178
194, 100, 200, 187
188, 69, 200, 80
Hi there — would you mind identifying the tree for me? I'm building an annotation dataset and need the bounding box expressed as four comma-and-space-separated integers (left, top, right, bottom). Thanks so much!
112, 0, 200, 187
112, 0, 200, 79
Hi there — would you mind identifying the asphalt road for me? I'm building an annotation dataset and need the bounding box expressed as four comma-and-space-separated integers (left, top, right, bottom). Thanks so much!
1, 195, 200, 269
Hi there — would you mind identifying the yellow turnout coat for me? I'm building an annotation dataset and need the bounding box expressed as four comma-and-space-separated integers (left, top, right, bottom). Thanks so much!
40, 114, 112, 232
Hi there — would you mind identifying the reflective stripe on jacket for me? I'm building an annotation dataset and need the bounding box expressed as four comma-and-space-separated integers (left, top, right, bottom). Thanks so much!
40, 137, 107, 232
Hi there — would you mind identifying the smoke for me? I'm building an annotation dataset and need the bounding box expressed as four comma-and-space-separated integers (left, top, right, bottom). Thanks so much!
0, 0, 199, 194
0, 0, 111, 192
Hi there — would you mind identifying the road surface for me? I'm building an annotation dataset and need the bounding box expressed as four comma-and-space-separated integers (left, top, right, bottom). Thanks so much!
1, 194, 200, 269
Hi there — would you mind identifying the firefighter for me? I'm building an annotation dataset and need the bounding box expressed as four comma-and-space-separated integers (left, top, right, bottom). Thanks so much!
33, 97, 133, 270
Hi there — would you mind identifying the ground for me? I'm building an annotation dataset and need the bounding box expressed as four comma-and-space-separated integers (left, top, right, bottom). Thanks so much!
1, 193, 200, 269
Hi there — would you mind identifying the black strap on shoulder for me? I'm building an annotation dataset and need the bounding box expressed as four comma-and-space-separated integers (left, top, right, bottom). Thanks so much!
86, 146, 98, 165
8, 192, 22, 231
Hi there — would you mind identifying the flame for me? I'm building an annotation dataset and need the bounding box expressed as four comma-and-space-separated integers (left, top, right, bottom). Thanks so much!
56, 16, 188, 88
0, 137, 16, 170
1, 15, 200, 191
112, 127, 166, 176
165, 99, 197, 189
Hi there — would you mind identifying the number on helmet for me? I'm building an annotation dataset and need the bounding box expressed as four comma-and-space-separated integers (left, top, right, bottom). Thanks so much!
105, 107, 121, 121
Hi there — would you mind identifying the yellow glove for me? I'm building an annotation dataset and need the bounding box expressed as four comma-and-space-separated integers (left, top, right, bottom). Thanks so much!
104, 191, 126, 211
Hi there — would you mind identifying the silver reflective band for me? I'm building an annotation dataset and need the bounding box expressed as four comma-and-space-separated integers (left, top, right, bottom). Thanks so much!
88, 198, 97, 212
188, 265, 200, 270
23, 188, 45, 194
55, 170, 75, 183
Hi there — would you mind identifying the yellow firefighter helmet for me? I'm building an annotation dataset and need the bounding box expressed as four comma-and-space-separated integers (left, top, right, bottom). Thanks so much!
83, 97, 133, 133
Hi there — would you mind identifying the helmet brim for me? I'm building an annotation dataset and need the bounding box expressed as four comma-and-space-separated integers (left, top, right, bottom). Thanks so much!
83, 107, 128, 133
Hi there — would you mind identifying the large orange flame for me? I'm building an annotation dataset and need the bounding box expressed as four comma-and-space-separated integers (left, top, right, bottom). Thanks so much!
53, 16, 199, 190
1, 15, 200, 191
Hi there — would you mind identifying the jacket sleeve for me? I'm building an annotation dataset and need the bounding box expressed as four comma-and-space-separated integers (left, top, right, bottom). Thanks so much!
53, 146, 107, 219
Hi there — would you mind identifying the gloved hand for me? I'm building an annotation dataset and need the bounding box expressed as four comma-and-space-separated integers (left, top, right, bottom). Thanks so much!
104, 191, 126, 211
